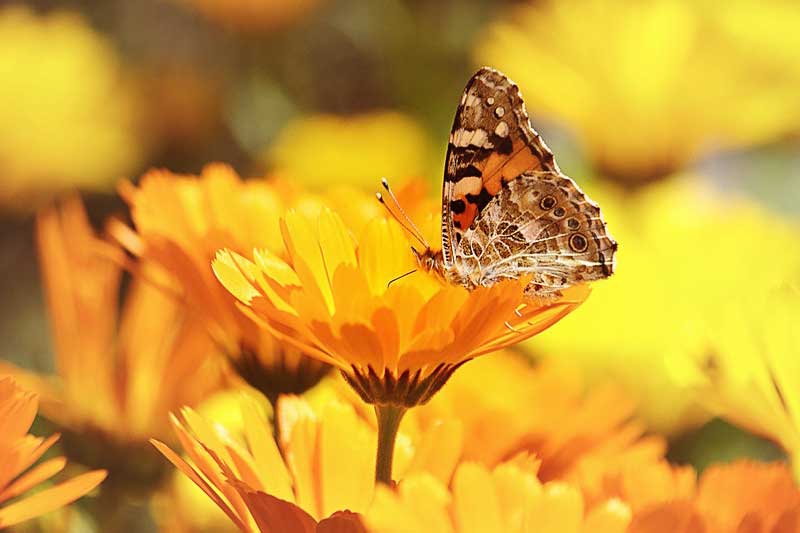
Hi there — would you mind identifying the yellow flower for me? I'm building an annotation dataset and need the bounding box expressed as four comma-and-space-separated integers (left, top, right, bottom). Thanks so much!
0, 6, 141, 208
475, 0, 800, 182
411, 352, 665, 497
267, 112, 435, 190
0, 376, 106, 528
1, 196, 221, 489
173, 0, 325, 31
152, 389, 269, 532
213, 208, 587, 408
528, 177, 800, 433
366, 460, 632, 533
114, 164, 414, 402
152, 393, 460, 532
686, 286, 800, 478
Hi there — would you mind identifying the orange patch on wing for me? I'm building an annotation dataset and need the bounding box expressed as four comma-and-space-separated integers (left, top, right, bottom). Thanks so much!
452, 197, 478, 230
481, 140, 541, 195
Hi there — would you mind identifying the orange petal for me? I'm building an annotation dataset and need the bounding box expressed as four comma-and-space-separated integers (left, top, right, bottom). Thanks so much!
150, 439, 249, 531
234, 487, 316, 533
0, 469, 106, 528
0, 457, 66, 503
627, 502, 704, 533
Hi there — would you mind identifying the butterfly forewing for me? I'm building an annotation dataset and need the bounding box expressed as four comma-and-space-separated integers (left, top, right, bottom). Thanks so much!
440, 67, 616, 297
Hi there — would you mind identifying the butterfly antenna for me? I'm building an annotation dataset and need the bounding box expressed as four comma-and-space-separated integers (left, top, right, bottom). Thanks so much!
377, 178, 430, 248
387, 268, 417, 288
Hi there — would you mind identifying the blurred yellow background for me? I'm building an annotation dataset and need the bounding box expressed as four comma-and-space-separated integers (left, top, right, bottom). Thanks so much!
0, 0, 798, 531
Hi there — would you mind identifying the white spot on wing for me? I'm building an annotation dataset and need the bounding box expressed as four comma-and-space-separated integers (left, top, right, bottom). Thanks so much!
450, 128, 493, 148
452, 176, 482, 196
494, 121, 509, 138
494, 106, 505, 118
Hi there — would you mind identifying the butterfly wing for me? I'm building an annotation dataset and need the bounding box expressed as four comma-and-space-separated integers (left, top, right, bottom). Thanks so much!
441, 67, 616, 296
442, 67, 558, 265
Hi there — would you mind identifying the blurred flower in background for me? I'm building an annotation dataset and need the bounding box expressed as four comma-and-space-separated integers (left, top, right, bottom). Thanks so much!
0, 197, 222, 529
607, 460, 800, 531
413, 353, 664, 495
688, 286, 800, 478
0, 6, 143, 209
172, 0, 326, 32
0, 377, 106, 529
367, 460, 632, 533
267, 112, 436, 190
476, 0, 800, 183
135, 64, 226, 165
527, 177, 800, 433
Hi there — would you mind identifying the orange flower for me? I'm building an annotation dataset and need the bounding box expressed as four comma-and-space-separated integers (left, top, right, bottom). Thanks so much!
601, 460, 800, 532
152, 394, 461, 532
366, 459, 632, 533
213, 209, 588, 408
113, 164, 335, 403
411, 352, 665, 497
1, 196, 221, 487
0, 376, 106, 528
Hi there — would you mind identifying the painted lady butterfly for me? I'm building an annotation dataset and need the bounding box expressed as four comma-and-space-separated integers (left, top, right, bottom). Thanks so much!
380, 67, 616, 298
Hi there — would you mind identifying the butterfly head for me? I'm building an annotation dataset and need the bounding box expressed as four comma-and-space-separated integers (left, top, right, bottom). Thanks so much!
412, 246, 446, 281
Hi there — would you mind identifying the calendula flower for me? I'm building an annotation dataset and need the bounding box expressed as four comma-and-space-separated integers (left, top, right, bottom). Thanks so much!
114, 164, 410, 404
267, 112, 435, 190
0, 377, 106, 528
152, 393, 461, 532
529, 177, 800, 433
173, 0, 324, 31
605, 460, 800, 532
0, 6, 141, 208
151, 389, 268, 532
411, 352, 664, 496
213, 207, 588, 482
366, 459, 632, 533
475, 0, 800, 182
685, 286, 800, 479
1, 196, 221, 493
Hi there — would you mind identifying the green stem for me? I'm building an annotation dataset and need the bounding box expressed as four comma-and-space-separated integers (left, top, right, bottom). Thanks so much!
374, 404, 407, 485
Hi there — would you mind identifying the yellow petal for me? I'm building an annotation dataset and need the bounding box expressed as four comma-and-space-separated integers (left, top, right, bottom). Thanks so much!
212, 249, 260, 304
358, 218, 416, 296
282, 210, 335, 314
318, 401, 374, 517
527, 482, 583, 533
317, 207, 357, 286
241, 395, 294, 503
404, 419, 463, 486
582, 499, 632, 533
452, 463, 503, 533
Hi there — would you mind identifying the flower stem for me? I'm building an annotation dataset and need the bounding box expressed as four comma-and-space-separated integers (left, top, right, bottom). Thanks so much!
374, 404, 407, 485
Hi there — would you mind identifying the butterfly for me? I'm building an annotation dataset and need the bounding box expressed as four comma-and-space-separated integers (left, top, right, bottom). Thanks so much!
379, 66, 616, 298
